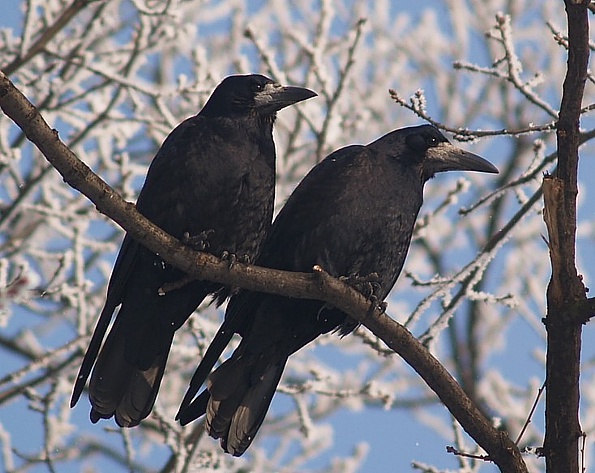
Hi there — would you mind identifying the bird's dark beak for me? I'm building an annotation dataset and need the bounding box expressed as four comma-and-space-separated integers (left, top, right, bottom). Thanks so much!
425, 142, 498, 175
254, 83, 317, 113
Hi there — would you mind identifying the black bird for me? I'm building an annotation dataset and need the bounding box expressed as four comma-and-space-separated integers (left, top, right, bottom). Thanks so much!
70, 74, 317, 427
176, 124, 498, 455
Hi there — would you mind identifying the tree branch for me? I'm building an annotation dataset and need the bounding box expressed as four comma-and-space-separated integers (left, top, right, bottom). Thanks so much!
541, 1, 590, 471
0, 69, 528, 473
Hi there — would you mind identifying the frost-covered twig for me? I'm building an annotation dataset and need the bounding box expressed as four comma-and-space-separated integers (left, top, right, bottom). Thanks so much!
390, 88, 557, 141
313, 17, 366, 161
408, 187, 542, 339
490, 13, 558, 119
5, 0, 106, 76
546, 20, 595, 85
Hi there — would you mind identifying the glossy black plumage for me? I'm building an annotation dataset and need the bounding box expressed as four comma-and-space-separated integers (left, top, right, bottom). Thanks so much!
70, 74, 316, 427
176, 124, 498, 456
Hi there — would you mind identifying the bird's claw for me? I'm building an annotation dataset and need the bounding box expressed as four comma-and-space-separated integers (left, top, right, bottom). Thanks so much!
182, 229, 215, 251
220, 251, 251, 269
340, 273, 385, 314
340, 272, 381, 299
369, 295, 388, 314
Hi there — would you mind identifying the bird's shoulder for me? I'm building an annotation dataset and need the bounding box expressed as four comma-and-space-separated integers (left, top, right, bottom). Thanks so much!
134, 113, 273, 221
259, 141, 422, 273
267, 144, 387, 233
282, 144, 372, 205
148, 113, 269, 169
252, 146, 369, 267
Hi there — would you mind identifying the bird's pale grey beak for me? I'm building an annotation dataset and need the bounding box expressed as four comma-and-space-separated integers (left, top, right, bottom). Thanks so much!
425, 142, 498, 175
254, 82, 317, 113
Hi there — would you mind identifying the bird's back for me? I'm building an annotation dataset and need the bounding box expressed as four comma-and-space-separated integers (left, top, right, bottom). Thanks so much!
225, 143, 424, 359
259, 143, 422, 296
136, 113, 276, 261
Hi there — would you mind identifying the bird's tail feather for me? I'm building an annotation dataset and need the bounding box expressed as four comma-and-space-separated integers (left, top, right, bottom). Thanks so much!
205, 354, 287, 456
175, 316, 237, 420
177, 389, 211, 425
71, 302, 118, 408
88, 320, 173, 427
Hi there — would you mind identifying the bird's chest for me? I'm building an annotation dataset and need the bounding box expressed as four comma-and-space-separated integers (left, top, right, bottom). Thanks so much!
330, 180, 422, 290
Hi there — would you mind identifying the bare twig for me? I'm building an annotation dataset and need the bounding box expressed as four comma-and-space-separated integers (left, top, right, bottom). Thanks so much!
446, 445, 491, 462
514, 381, 546, 445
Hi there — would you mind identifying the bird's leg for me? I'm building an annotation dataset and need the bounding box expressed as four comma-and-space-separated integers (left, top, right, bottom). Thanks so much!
340, 272, 380, 298
373, 298, 388, 314
157, 230, 215, 296
340, 273, 387, 314
182, 229, 215, 251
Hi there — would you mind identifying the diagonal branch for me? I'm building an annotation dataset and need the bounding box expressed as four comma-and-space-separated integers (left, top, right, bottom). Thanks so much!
0, 69, 528, 473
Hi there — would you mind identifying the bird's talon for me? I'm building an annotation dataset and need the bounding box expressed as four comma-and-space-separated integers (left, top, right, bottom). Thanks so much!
238, 254, 251, 264
220, 251, 251, 268
182, 229, 215, 251
341, 273, 382, 299
220, 251, 238, 269
365, 295, 387, 316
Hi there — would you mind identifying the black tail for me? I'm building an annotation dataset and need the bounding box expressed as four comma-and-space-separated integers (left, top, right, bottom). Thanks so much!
176, 291, 256, 420
177, 389, 211, 425
87, 316, 174, 427
206, 354, 287, 456
71, 302, 117, 409
72, 269, 213, 426
176, 316, 238, 420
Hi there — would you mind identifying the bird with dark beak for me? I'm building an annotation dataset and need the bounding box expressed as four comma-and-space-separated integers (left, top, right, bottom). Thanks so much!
71, 75, 316, 428
176, 124, 497, 456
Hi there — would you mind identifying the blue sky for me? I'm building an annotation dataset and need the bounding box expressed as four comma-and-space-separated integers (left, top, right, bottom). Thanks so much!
1, 1, 594, 472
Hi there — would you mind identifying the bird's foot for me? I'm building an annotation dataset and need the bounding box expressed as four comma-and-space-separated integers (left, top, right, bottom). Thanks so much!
340, 273, 386, 315
340, 273, 381, 299
220, 251, 251, 269
369, 296, 388, 314
182, 229, 215, 251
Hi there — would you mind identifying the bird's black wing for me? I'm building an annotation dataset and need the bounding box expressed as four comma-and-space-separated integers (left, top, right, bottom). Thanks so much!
71, 116, 210, 405
71, 234, 138, 407
178, 142, 426, 454
72, 114, 270, 425
176, 145, 369, 423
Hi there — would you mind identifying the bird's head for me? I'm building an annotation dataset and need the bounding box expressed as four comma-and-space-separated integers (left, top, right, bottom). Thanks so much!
379, 124, 498, 181
200, 74, 317, 118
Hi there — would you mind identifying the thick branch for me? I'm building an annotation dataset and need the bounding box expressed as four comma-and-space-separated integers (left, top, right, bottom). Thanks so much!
542, 1, 590, 471
0, 69, 528, 473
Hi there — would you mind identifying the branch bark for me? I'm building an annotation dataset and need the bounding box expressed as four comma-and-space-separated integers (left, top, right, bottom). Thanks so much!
541, 1, 590, 471
0, 69, 528, 472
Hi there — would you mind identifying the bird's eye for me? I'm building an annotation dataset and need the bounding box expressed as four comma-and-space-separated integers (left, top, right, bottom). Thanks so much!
253, 82, 264, 92
427, 136, 438, 147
